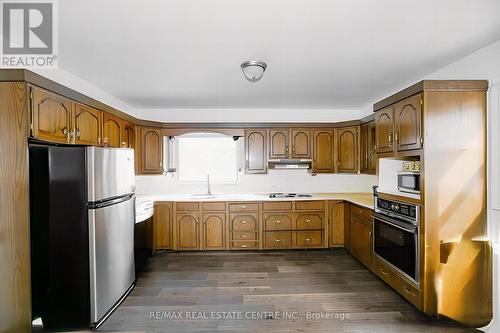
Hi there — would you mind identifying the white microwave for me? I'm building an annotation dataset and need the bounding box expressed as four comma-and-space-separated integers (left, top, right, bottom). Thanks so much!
398, 171, 420, 195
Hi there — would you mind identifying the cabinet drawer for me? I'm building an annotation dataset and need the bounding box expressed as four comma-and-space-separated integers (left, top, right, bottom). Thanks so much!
231, 231, 257, 241
295, 231, 323, 248
230, 213, 258, 231
296, 213, 323, 230
202, 202, 226, 211
263, 213, 292, 231
262, 201, 292, 211
229, 203, 259, 212
295, 200, 325, 211
176, 202, 199, 211
351, 205, 373, 220
399, 279, 421, 308
230, 240, 258, 250
373, 258, 395, 286
264, 231, 292, 249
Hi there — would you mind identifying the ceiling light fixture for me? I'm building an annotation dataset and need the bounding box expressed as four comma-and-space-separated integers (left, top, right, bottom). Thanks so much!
240, 60, 267, 82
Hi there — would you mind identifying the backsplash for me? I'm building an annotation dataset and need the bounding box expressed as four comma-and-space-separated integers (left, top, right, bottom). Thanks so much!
135, 169, 378, 195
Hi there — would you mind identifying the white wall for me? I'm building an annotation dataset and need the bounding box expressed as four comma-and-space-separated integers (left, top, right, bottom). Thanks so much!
138, 108, 361, 123
136, 170, 377, 195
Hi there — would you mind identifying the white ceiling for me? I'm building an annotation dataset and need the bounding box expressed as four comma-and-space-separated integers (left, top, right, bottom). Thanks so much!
58, 0, 500, 110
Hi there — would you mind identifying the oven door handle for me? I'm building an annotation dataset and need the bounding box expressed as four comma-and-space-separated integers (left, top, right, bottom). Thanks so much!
374, 213, 417, 233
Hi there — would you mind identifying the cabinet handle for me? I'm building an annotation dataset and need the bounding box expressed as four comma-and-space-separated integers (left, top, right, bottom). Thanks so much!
98, 137, 101, 145
242, 235, 247, 238
388, 132, 393, 146
240, 205, 246, 209
305, 238, 311, 242
380, 269, 388, 276
403, 287, 416, 297
62, 127, 68, 135
241, 220, 246, 224
275, 239, 281, 242
395, 130, 399, 144
286, 146, 289, 153
276, 220, 281, 223
103, 137, 108, 145
306, 219, 311, 223
241, 244, 248, 248
75, 129, 81, 138
202, 219, 206, 223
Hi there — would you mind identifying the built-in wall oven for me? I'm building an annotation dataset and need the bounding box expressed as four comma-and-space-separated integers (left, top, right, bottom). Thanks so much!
373, 197, 420, 284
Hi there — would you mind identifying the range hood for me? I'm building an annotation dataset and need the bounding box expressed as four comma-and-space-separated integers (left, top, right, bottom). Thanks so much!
268, 159, 312, 169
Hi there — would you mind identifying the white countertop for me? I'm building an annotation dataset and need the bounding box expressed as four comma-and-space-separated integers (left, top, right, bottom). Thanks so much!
135, 192, 374, 209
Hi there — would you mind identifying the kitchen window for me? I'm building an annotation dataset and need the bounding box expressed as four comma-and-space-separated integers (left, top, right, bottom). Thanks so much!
172, 133, 240, 183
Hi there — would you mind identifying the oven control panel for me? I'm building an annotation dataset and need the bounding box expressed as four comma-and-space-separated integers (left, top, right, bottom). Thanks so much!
376, 198, 417, 220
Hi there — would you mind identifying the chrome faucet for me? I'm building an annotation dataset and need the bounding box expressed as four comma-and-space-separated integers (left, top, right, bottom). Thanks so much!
207, 174, 212, 195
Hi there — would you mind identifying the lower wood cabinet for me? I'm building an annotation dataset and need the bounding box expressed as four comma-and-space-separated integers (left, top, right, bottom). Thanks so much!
328, 201, 344, 247
264, 231, 292, 249
229, 206, 260, 250
201, 212, 226, 250
153, 202, 172, 250
350, 205, 373, 269
176, 212, 200, 250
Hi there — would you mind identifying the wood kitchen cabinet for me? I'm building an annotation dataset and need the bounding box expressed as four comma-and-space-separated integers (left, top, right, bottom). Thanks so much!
139, 126, 164, 174
375, 93, 422, 154
360, 121, 376, 174
30, 86, 73, 143
291, 129, 312, 158
350, 205, 373, 269
153, 202, 173, 250
103, 112, 122, 147
336, 126, 359, 173
268, 128, 311, 159
201, 212, 226, 250
176, 212, 199, 250
73, 102, 102, 146
122, 121, 136, 149
245, 129, 267, 174
312, 129, 335, 173
328, 201, 344, 247
394, 94, 422, 151
269, 129, 289, 159
264, 231, 292, 249
375, 106, 394, 153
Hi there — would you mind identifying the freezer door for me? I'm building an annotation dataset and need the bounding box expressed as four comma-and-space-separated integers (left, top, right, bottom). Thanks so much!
87, 147, 135, 202
88, 196, 135, 324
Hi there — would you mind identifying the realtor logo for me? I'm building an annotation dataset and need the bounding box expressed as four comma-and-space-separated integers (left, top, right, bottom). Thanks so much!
1, 0, 57, 67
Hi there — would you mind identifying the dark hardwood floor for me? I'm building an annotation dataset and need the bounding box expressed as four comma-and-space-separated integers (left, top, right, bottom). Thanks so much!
93, 249, 476, 333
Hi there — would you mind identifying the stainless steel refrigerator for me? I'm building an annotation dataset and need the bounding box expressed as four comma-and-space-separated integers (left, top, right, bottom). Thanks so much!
29, 143, 136, 330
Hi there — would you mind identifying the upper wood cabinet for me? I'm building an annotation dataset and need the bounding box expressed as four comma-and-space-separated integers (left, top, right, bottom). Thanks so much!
360, 121, 376, 174
103, 113, 122, 147
201, 212, 226, 250
31, 86, 72, 143
291, 129, 311, 158
139, 127, 164, 174
176, 212, 199, 250
122, 121, 136, 149
394, 94, 422, 151
154, 202, 172, 250
336, 126, 359, 173
245, 129, 267, 174
269, 129, 289, 159
73, 102, 102, 146
375, 106, 394, 153
375, 93, 422, 154
312, 129, 334, 173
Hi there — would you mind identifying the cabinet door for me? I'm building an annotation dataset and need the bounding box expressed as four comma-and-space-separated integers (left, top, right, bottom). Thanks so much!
360, 123, 369, 173
395, 94, 422, 151
312, 130, 334, 173
264, 231, 292, 249
122, 121, 136, 149
328, 201, 344, 247
73, 102, 102, 146
245, 129, 267, 174
296, 213, 323, 230
176, 212, 199, 250
367, 121, 377, 174
269, 129, 289, 159
31, 86, 72, 143
291, 129, 311, 158
154, 202, 172, 250
263, 213, 293, 231
202, 213, 226, 250
375, 106, 394, 153
350, 215, 372, 269
337, 126, 358, 173
140, 127, 164, 174
103, 113, 122, 147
